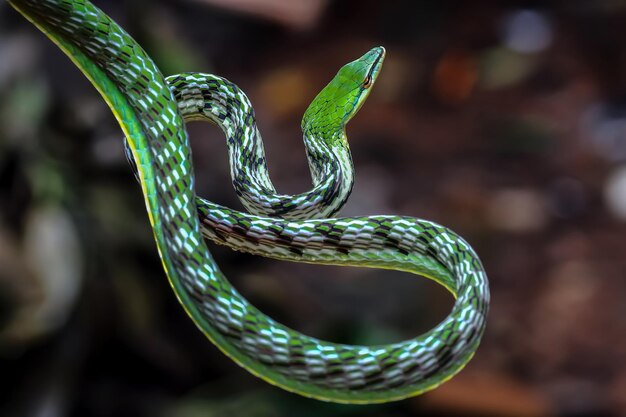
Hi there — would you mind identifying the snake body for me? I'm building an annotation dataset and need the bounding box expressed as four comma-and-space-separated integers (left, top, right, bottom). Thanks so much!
127, 70, 361, 220
8, 0, 489, 403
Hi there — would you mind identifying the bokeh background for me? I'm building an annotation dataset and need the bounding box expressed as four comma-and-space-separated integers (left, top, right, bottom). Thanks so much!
1, 0, 625, 416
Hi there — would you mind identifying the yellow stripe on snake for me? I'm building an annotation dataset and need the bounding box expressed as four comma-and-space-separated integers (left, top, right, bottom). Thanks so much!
7, 0, 489, 403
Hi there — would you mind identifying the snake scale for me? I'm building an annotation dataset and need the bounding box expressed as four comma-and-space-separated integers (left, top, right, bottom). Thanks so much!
7, 0, 489, 403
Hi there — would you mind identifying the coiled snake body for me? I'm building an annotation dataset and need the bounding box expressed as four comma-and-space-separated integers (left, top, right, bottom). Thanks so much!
8, 0, 489, 403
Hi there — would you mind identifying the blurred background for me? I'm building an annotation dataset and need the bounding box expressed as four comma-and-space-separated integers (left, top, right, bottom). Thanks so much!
1, 0, 625, 416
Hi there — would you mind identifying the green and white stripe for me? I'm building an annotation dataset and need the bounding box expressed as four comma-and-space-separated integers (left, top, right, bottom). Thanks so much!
8, 0, 489, 403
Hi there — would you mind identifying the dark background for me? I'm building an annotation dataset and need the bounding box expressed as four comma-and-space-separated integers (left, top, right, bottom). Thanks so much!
1, 0, 625, 416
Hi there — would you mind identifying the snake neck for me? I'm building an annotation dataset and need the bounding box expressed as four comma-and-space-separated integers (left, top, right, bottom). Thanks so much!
171, 73, 353, 219
302, 126, 354, 216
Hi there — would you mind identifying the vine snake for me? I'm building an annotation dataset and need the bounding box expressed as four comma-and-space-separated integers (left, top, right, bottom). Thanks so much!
7, 0, 489, 403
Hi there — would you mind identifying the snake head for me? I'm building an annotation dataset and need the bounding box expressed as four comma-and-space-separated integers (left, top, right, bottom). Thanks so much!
303, 46, 386, 133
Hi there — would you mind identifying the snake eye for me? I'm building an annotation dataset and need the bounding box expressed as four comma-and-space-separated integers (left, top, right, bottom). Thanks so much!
363, 75, 372, 88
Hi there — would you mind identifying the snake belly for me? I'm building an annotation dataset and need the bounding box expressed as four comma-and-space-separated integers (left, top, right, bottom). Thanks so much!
7, 0, 490, 404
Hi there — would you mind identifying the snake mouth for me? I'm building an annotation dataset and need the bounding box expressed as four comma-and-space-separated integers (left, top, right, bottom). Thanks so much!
335, 46, 387, 125
366, 46, 386, 83
370, 47, 386, 70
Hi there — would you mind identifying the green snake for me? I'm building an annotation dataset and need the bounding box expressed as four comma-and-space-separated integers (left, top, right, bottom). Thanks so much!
7, 0, 489, 403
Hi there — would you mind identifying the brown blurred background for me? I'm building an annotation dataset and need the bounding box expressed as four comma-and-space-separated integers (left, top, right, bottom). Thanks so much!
1, 0, 625, 416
